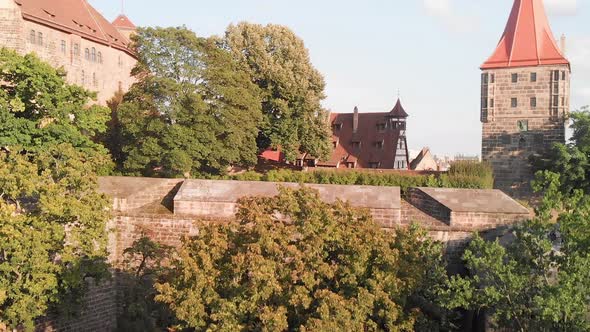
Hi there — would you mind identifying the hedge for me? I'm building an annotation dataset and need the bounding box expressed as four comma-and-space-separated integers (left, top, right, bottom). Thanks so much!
219, 161, 494, 194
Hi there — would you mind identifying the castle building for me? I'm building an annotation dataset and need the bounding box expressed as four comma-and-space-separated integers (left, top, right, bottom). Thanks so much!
297, 99, 410, 169
480, 0, 570, 194
0, 0, 137, 104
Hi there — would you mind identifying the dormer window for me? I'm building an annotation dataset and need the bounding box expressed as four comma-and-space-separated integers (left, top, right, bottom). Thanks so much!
333, 139, 339, 149
374, 141, 384, 149
332, 123, 342, 131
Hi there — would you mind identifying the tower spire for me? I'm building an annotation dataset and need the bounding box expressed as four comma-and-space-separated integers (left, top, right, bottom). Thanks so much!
481, 0, 569, 69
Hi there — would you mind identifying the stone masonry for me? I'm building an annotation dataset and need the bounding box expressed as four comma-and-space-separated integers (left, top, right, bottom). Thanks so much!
481, 66, 570, 195
0, 0, 136, 104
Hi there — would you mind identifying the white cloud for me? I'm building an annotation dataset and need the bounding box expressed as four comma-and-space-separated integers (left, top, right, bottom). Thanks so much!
422, 0, 478, 33
545, 0, 577, 16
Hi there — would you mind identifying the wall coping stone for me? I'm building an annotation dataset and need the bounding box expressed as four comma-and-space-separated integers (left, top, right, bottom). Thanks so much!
415, 187, 530, 214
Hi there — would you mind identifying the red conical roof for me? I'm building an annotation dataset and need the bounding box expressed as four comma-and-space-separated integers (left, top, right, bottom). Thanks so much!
481, 0, 569, 69
112, 14, 136, 30
389, 99, 408, 118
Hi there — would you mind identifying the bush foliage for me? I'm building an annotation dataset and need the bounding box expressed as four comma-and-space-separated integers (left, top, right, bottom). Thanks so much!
224, 161, 494, 193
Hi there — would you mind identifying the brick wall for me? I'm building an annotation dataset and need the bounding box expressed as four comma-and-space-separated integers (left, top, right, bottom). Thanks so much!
481, 66, 570, 194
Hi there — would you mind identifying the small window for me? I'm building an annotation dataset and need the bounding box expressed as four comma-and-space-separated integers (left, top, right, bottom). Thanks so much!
332, 141, 338, 149
554, 70, 560, 81
530, 97, 537, 108
60, 40, 66, 54
29, 30, 36, 44
490, 74, 495, 83
73, 43, 80, 56
530, 72, 537, 82
511, 73, 518, 83
85, 48, 90, 60
490, 98, 494, 108
561, 71, 566, 80
97, 52, 103, 64
482, 73, 488, 84
332, 123, 342, 131
374, 141, 384, 149
553, 84, 559, 94
398, 139, 405, 149
482, 98, 488, 109
553, 97, 559, 107
377, 123, 386, 132
351, 141, 361, 150
517, 120, 529, 132
511, 98, 518, 108
561, 97, 565, 106
91, 47, 96, 62
37, 32, 43, 46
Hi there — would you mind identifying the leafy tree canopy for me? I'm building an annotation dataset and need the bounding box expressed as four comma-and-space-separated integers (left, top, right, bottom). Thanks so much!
0, 144, 111, 331
224, 23, 332, 161
117, 27, 262, 177
0, 48, 112, 174
155, 187, 450, 331
442, 172, 590, 331
532, 106, 590, 194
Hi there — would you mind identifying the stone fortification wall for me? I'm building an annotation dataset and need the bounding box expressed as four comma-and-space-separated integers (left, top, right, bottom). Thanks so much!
36, 177, 531, 331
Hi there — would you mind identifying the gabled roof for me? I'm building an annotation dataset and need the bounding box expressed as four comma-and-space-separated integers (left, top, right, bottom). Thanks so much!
13, 0, 134, 56
112, 14, 136, 30
482, 0, 569, 69
328, 112, 402, 169
389, 99, 408, 118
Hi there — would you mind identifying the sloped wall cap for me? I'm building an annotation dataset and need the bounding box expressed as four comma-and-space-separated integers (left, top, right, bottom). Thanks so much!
416, 187, 530, 214
175, 179, 401, 210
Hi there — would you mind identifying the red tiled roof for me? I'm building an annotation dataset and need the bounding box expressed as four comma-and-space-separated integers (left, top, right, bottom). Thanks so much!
328, 112, 402, 169
14, 0, 134, 56
112, 14, 136, 30
482, 0, 569, 69
259, 148, 284, 162
389, 98, 408, 118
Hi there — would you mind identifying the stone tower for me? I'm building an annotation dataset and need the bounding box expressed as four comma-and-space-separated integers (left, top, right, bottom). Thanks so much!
480, 0, 570, 195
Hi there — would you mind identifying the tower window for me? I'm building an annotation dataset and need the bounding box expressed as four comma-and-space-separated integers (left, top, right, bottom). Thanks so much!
517, 120, 529, 132
490, 98, 494, 108
60, 40, 66, 54
530, 72, 537, 82
553, 97, 559, 107
561, 71, 566, 80
37, 32, 43, 46
530, 97, 537, 108
562, 97, 565, 106
511, 98, 518, 108
553, 70, 560, 81
29, 30, 36, 44
398, 139, 405, 149
482, 98, 488, 109
490, 74, 495, 83
482, 73, 488, 84
511, 73, 518, 83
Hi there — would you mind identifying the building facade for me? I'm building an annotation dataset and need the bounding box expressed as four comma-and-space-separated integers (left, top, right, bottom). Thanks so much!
0, 0, 136, 104
480, 0, 570, 194
301, 99, 410, 169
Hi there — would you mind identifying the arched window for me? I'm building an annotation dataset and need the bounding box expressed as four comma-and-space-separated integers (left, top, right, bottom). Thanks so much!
97, 52, 102, 64
85, 48, 90, 60
29, 30, 36, 44
73, 43, 80, 56
91, 47, 96, 62
37, 32, 43, 46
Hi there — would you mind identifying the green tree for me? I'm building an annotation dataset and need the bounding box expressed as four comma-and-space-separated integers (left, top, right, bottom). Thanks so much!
442, 173, 590, 331
118, 27, 262, 177
0, 48, 112, 174
155, 187, 450, 331
224, 23, 332, 161
0, 144, 111, 331
531, 106, 590, 195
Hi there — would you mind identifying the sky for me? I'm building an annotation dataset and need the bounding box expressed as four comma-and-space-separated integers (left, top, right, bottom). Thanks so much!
90, 0, 590, 157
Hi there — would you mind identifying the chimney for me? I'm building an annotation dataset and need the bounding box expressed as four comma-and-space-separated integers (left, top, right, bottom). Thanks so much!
560, 34, 567, 55
353, 106, 359, 134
